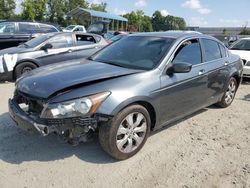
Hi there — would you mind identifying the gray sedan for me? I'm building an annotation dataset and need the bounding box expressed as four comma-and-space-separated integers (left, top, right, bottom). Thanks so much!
0, 32, 108, 81
9, 31, 243, 160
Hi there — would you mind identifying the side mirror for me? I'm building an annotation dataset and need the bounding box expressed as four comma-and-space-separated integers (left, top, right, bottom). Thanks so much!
41, 43, 53, 51
167, 62, 192, 75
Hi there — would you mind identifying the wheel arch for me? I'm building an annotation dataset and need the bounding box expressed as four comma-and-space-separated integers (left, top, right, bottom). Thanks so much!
110, 97, 157, 130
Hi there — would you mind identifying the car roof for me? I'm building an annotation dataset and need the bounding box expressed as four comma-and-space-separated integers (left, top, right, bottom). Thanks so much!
0, 20, 62, 30
57, 32, 102, 38
132, 31, 209, 39
240, 37, 250, 40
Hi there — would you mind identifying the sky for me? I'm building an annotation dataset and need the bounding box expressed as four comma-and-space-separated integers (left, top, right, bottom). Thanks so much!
16, 0, 250, 27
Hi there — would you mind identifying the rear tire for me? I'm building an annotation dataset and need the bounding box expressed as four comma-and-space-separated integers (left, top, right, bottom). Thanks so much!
216, 77, 238, 108
99, 105, 151, 160
15, 62, 37, 79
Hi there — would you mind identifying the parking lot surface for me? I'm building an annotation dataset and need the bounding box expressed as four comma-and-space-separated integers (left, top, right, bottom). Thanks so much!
0, 81, 250, 188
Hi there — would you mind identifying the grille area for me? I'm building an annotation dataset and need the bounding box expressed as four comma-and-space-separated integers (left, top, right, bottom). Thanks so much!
45, 117, 97, 127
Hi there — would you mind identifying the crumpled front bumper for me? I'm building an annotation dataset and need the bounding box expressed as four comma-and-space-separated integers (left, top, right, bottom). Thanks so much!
8, 98, 112, 136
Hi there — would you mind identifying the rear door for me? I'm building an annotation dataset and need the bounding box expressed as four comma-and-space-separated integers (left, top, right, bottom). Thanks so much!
159, 38, 209, 126
200, 38, 229, 104
37, 33, 77, 66
74, 34, 101, 59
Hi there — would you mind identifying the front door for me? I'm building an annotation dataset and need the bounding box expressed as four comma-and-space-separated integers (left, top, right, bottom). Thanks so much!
37, 33, 77, 66
158, 38, 208, 126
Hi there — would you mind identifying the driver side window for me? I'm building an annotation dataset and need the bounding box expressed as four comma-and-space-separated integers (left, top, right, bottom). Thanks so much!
48, 34, 73, 49
172, 39, 202, 65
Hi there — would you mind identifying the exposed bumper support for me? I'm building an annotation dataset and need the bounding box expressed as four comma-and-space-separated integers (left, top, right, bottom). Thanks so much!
8, 99, 112, 136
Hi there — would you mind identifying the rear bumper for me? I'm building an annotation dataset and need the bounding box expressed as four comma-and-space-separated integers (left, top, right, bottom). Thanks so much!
243, 66, 250, 78
8, 98, 112, 136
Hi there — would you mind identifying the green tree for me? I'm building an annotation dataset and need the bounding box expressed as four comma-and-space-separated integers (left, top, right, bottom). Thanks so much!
47, 0, 66, 24
90, 2, 107, 12
21, 0, 35, 20
65, 0, 89, 12
151, 10, 165, 31
21, 0, 47, 21
240, 27, 250, 35
152, 10, 186, 31
223, 28, 228, 35
124, 10, 153, 32
0, 0, 16, 19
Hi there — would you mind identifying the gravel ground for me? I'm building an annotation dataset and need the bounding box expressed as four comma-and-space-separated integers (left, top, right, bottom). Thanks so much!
0, 80, 249, 188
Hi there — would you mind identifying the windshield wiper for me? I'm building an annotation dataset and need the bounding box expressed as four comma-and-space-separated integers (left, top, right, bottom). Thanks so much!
100, 61, 125, 68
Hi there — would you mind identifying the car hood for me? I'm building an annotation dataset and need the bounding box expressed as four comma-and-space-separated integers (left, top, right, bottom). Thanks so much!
229, 50, 250, 61
0, 47, 32, 56
16, 60, 143, 99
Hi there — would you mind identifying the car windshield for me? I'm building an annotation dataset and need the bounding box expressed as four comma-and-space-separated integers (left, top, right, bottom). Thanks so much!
230, 39, 250, 51
91, 36, 175, 70
66, 25, 75, 30
19, 34, 54, 48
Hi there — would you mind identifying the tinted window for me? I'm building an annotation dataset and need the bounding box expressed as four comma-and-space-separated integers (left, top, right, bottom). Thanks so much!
75, 35, 96, 46
39, 24, 58, 33
202, 39, 221, 62
0, 22, 15, 33
48, 34, 73, 49
92, 36, 174, 70
19, 23, 39, 33
230, 39, 250, 51
172, 39, 201, 65
219, 44, 227, 58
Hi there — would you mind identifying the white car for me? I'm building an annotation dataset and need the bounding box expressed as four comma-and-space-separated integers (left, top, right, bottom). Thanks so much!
229, 38, 250, 77
63, 25, 86, 33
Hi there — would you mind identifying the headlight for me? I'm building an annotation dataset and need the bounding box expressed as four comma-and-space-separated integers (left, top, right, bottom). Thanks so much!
41, 92, 110, 119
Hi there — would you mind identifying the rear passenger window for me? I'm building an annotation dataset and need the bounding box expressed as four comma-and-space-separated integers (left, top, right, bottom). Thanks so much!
172, 39, 202, 65
39, 24, 58, 33
219, 44, 227, 58
202, 39, 221, 62
19, 23, 39, 33
75, 35, 96, 46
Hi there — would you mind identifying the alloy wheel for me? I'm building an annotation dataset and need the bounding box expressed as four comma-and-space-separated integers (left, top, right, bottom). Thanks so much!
116, 112, 147, 153
225, 79, 236, 104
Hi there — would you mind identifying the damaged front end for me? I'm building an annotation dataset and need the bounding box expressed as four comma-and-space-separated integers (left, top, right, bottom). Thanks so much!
9, 90, 112, 144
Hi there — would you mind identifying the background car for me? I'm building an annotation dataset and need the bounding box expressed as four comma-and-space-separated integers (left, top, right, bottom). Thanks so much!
9, 31, 243, 160
0, 32, 108, 81
108, 33, 128, 43
63, 25, 86, 33
229, 37, 250, 77
0, 21, 62, 50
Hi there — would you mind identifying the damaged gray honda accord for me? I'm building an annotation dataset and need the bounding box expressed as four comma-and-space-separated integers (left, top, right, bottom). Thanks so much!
9, 31, 243, 160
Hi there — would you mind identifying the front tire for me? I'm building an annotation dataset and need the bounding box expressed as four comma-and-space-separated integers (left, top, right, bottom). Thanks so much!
99, 105, 151, 160
216, 77, 238, 108
15, 62, 37, 79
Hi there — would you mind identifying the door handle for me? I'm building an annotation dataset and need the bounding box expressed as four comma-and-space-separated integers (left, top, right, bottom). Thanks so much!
224, 61, 229, 66
199, 69, 205, 75
68, 49, 72, 53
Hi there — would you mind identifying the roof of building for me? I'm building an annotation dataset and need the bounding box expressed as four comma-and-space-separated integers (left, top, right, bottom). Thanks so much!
67, 8, 128, 22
